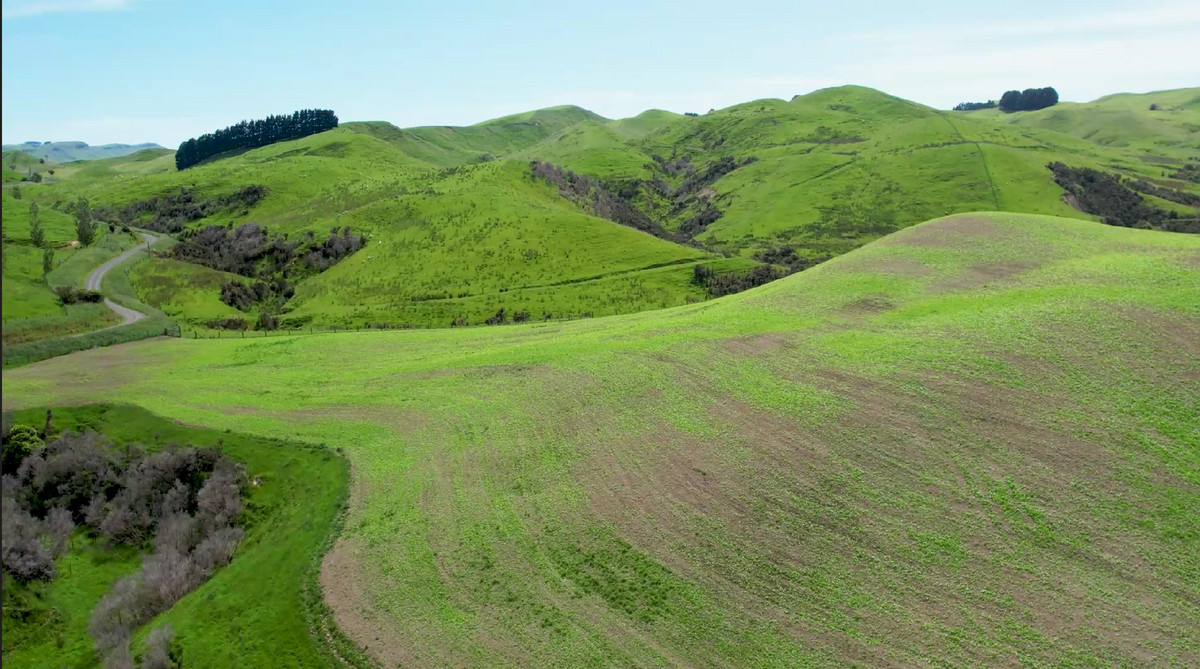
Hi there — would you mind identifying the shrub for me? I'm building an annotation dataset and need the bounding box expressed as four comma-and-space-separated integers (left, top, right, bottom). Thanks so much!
255, 311, 279, 331
692, 263, 785, 297
1, 501, 55, 581
55, 286, 104, 305
1048, 162, 1197, 232
205, 317, 249, 331
0, 429, 252, 667
3, 424, 42, 473
484, 308, 508, 325
141, 625, 176, 669
46, 506, 75, 558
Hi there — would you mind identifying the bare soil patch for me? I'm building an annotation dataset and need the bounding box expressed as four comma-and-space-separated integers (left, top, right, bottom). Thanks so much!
893, 215, 1012, 248
841, 295, 895, 313
929, 259, 1038, 293
320, 538, 415, 668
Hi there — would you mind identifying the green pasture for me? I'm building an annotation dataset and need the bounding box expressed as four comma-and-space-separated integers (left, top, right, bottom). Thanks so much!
5, 213, 1198, 667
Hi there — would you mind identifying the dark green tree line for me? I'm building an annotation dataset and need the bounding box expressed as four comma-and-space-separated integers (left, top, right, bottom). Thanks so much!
175, 109, 338, 170
999, 87, 1059, 112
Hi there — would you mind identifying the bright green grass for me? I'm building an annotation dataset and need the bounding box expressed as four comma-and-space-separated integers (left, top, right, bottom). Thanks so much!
47, 148, 176, 183
19, 87, 1199, 331
130, 257, 250, 324
5, 213, 1198, 667
29, 129, 726, 328
975, 88, 1200, 161
2, 151, 51, 183
2, 230, 139, 340
2, 229, 140, 342
0, 404, 349, 669
1, 231, 178, 367
2, 188, 77, 246
344, 106, 605, 168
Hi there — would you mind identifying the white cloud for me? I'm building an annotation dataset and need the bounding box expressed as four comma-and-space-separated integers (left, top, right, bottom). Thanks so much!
2, 0, 129, 19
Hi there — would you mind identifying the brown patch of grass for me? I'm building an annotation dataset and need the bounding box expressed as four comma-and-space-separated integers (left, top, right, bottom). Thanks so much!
564, 322, 1200, 665
719, 331, 793, 357
929, 260, 1038, 293
893, 214, 1013, 248
835, 255, 933, 277
841, 295, 895, 313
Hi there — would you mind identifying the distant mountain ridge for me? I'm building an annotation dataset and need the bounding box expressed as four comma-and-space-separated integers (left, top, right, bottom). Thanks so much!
1, 141, 164, 163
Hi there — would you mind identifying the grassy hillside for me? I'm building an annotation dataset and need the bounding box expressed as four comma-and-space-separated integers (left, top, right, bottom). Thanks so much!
2, 141, 165, 163
2, 189, 144, 342
343, 105, 606, 168
9, 127, 730, 329
3, 151, 52, 182
5, 212, 1198, 667
972, 87, 1200, 161
7, 86, 1196, 333
529, 86, 1198, 257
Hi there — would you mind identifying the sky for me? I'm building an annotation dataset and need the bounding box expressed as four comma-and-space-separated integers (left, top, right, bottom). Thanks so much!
2, 0, 1198, 147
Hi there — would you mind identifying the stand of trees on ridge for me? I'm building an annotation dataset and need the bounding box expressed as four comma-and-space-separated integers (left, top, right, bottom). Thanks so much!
175, 109, 338, 170
953, 100, 997, 111
953, 88, 1058, 113
999, 88, 1058, 112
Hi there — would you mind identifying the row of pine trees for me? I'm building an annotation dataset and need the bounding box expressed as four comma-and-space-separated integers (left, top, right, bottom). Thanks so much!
175, 109, 338, 170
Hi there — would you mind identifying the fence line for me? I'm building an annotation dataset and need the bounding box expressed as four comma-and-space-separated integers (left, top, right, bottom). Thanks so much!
176, 323, 425, 340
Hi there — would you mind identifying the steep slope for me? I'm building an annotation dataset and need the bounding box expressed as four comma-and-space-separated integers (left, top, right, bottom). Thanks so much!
524, 86, 1198, 259
5, 212, 1198, 667
10, 127, 735, 328
10, 86, 1196, 333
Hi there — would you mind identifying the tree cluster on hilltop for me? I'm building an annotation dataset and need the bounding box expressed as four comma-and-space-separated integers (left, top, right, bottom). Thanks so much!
952, 100, 997, 111
175, 109, 338, 170
999, 88, 1059, 112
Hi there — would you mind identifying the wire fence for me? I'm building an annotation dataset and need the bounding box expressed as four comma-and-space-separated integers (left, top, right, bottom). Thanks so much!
176, 323, 426, 339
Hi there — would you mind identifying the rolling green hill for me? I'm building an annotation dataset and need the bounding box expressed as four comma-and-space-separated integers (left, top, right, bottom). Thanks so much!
2, 141, 165, 163
5, 212, 1198, 667
974, 88, 1200, 160
5, 125, 739, 330
4, 86, 1197, 336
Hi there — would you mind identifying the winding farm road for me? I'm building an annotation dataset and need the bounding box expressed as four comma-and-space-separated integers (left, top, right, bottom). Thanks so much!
74, 232, 158, 334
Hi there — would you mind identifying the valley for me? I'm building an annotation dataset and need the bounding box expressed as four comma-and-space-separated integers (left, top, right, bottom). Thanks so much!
2, 82, 1198, 668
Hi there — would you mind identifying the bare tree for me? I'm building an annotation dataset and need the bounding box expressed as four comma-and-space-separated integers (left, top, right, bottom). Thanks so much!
141, 625, 175, 669
45, 506, 75, 558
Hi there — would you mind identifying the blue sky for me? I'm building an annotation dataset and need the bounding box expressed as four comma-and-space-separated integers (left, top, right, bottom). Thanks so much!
2, 0, 1198, 146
